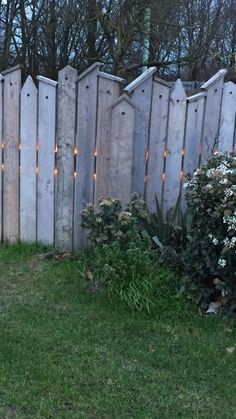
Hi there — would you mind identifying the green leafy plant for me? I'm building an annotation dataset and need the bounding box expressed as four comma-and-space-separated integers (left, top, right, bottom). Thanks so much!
81, 194, 150, 248
183, 152, 236, 311
81, 241, 177, 313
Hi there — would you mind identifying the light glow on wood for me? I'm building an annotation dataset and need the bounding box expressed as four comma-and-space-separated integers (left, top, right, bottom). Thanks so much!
74, 147, 77, 155
54, 168, 58, 176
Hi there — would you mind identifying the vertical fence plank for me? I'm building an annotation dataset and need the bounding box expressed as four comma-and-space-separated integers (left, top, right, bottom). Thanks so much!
108, 95, 135, 205
73, 63, 100, 250
55, 65, 77, 251
200, 69, 226, 161
146, 78, 171, 212
162, 79, 186, 213
219, 82, 236, 152
2, 66, 21, 243
94, 72, 124, 204
37, 76, 57, 244
183, 92, 206, 176
0, 75, 3, 242
20, 76, 37, 242
124, 67, 157, 196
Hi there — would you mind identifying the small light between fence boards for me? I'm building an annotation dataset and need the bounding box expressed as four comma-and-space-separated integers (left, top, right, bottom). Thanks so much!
2, 144, 4, 149
54, 168, 58, 176
94, 173, 96, 180
55, 144, 58, 153
162, 173, 166, 181
146, 150, 149, 160
1, 164, 4, 171
182, 149, 185, 156
180, 171, 184, 179
144, 175, 147, 184
94, 148, 97, 157
74, 147, 77, 155
164, 149, 167, 158
19, 144, 21, 150
74, 171, 77, 178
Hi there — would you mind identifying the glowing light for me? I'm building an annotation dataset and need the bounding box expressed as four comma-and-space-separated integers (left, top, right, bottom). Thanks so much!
74, 171, 77, 177
74, 147, 77, 155
94, 148, 97, 157
55, 144, 58, 153
2, 144, 4, 149
1, 164, 4, 171
164, 149, 167, 157
180, 171, 184, 178
182, 149, 185, 156
162, 173, 166, 181
54, 168, 58, 176
94, 173, 96, 180
146, 150, 149, 160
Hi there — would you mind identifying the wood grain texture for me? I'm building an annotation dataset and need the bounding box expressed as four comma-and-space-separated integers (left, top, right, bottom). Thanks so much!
183, 93, 205, 176
201, 71, 226, 162
162, 79, 186, 213
37, 76, 57, 244
73, 64, 100, 249
20, 76, 37, 242
3, 67, 21, 243
146, 79, 170, 212
55, 65, 77, 251
94, 74, 121, 204
219, 82, 236, 152
109, 95, 135, 205
124, 71, 155, 196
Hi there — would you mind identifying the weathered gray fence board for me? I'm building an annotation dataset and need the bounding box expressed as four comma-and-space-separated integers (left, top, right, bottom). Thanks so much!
162, 79, 186, 213
74, 63, 100, 249
183, 92, 206, 176
37, 76, 57, 244
94, 72, 123, 204
200, 69, 227, 162
124, 67, 156, 196
2, 66, 21, 243
219, 82, 236, 152
109, 95, 135, 205
0, 74, 3, 241
20, 76, 37, 242
55, 65, 77, 250
146, 78, 170, 212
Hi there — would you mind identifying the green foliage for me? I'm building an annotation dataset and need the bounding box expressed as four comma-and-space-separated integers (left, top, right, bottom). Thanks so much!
183, 152, 236, 310
81, 194, 150, 248
81, 241, 177, 314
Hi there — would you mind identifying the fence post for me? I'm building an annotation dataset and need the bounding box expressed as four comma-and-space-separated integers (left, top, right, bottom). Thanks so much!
55, 65, 77, 251
2, 65, 22, 243
124, 67, 157, 196
108, 95, 135, 205
200, 69, 227, 162
20, 76, 38, 242
146, 77, 171, 212
94, 72, 124, 204
219, 82, 236, 153
37, 75, 57, 245
162, 79, 186, 213
73, 63, 100, 250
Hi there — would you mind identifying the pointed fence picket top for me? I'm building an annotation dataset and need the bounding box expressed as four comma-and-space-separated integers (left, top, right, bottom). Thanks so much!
162, 78, 186, 213
200, 69, 227, 162
37, 75, 57, 245
55, 65, 77, 251
73, 62, 101, 249
20, 76, 38, 242
146, 77, 171, 212
219, 82, 236, 153
2, 65, 22, 243
124, 67, 157, 196
0, 74, 3, 242
108, 95, 135, 205
94, 71, 124, 205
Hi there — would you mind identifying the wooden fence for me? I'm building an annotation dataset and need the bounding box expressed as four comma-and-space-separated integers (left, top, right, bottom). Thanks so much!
0, 64, 235, 250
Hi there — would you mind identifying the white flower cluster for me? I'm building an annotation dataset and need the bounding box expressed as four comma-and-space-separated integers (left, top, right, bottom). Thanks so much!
208, 234, 219, 245
223, 211, 236, 232
223, 237, 236, 249
218, 258, 227, 268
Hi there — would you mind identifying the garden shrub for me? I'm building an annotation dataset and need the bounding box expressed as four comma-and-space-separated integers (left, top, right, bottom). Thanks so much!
183, 152, 236, 311
81, 194, 150, 248
82, 241, 177, 313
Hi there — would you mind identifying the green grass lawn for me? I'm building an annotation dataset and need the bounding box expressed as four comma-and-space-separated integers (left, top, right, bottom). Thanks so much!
0, 244, 235, 418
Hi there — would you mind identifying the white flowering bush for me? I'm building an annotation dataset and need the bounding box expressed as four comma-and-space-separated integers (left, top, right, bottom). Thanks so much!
184, 152, 236, 309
